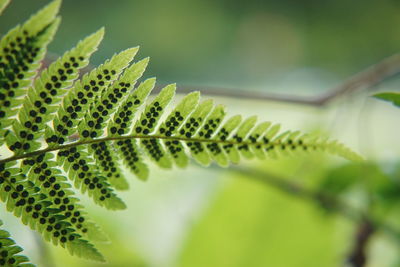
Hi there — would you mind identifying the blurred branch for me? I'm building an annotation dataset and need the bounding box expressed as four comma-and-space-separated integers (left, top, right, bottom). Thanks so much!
44, 52, 400, 107
230, 166, 360, 220
173, 53, 400, 106
229, 166, 400, 244
347, 220, 375, 267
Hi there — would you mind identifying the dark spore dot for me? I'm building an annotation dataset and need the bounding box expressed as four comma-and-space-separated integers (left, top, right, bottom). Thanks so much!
34, 100, 42, 107
23, 143, 30, 150
40, 92, 47, 98
29, 110, 37, 117
82, 130, 89, 138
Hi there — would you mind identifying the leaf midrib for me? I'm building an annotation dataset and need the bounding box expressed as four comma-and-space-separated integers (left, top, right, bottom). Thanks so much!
0, 134, 292, 164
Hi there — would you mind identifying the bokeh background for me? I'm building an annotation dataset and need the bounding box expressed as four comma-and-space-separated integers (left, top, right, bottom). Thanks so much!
1, 0, 400, 266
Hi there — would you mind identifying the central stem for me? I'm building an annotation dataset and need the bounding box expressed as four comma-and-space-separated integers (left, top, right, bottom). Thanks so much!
0, 134, 284, 164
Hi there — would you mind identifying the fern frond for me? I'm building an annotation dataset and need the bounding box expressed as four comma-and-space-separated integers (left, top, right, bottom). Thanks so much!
109, 77, 156, 180
2, 88, 362, 176
159, 91, 200, 168
0, 220, 34, 267
45, 48, 137, 209
6, 29, 104, 155
188, 104, 226, 166
47, 43, 136, 146
20, 154, 108, 242
0, 0, 60, 145
0, 0, 363, 263
0, 162, 103, 261
86, 57, 149, 190
136, 84, 177, 169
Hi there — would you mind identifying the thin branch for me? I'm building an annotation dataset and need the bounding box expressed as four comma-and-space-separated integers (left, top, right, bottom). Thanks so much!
44, 52, 400, 107
169, 53, 400, 106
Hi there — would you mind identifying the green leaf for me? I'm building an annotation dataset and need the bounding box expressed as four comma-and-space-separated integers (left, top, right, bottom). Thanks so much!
0, 220, 35, 266
136, 84, 176, 169
0, 0, 60, 145
7, 29, 104, 155
0, 0, 10, 15
161, 91, 200, 168
373, 92, 400, 107
0, 162, 102, 260
67, 239, 105, 262
84, 55, 148, 190
112, 78, 156, 181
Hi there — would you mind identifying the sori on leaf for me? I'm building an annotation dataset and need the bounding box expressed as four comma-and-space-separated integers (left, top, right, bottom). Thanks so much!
0, 0, 363, 263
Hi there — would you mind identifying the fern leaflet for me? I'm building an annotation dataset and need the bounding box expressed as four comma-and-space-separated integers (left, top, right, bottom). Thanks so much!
0, 220, 34, 266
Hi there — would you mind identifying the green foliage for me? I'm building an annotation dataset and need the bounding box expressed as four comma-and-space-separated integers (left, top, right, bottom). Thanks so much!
373, 92, 400, 108
0, 220, 34, 266
320, 162, 400, 216
0, 0, 362, 263
0, 0, 60, 146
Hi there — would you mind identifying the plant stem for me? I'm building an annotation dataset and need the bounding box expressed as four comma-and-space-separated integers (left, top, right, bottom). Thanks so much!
229, 166, 398, 243
0, 134, 312, 164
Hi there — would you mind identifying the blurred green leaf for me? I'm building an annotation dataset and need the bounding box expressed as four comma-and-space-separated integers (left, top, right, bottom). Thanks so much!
178, 172, 349, 267
373, 92, 400, 108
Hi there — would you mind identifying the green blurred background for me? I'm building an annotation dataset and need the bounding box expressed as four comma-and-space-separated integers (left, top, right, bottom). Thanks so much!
1, 0, 400, 266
